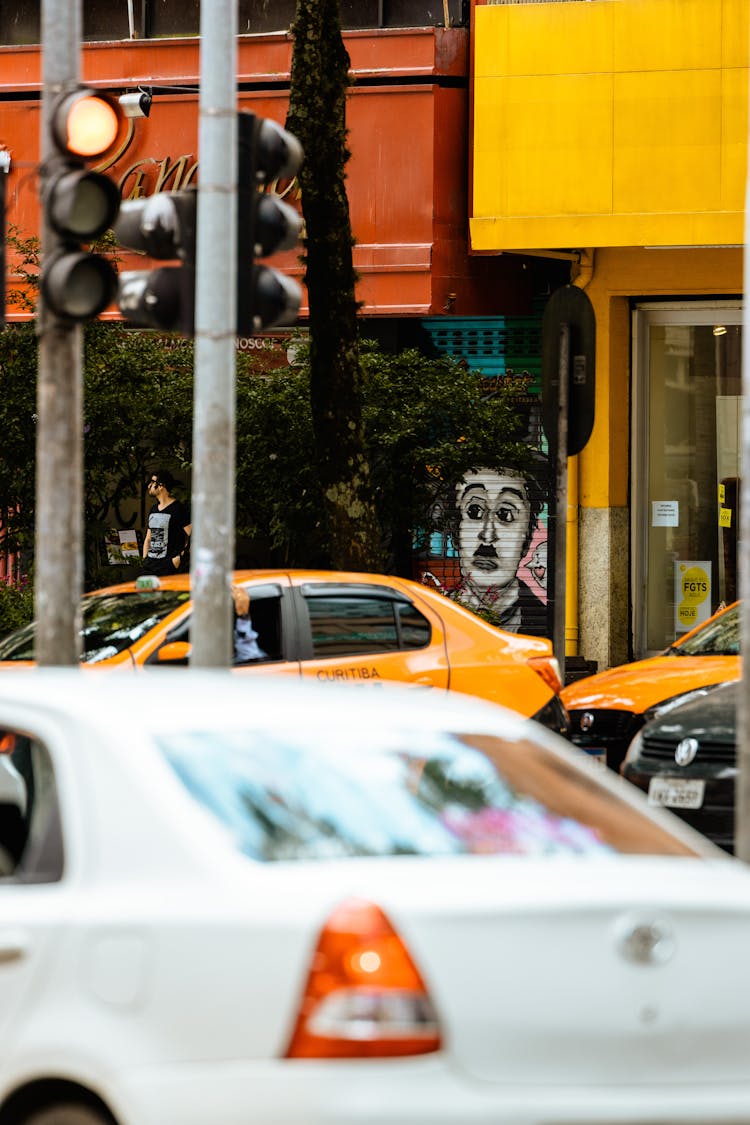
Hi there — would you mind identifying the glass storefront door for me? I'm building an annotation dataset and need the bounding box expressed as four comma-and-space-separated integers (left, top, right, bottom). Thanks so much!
632, 303, 743, 656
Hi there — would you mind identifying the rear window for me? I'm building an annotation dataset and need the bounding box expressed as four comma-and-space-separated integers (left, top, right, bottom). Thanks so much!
159, 726, 699, 861
0, 591, 190, 663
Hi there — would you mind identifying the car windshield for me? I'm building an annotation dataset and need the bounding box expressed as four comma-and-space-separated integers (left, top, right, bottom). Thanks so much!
0, 590, 190, 663
159, 725, 700, 861
670, 603, 740, 657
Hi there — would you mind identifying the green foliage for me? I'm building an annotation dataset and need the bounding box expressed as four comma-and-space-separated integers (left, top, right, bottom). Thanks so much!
82, 321, 194, 530
233, 337, 531, 573
1, 225, 200, 584
0, 317, 198, 587
235, 358, 325, 565
0, 576, 33, 638
0, 314, 529, 582
359, 341, 532, 569
0, 322, 38, 555
5, 225, 40, 314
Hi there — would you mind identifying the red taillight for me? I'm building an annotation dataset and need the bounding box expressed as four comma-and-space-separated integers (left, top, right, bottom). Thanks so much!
0, 733, 16, 755
285, 898, 442, 1059
527, 655, 562, 695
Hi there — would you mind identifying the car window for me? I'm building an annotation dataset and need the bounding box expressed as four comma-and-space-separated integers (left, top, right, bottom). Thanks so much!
673, 602, 740, 657
396, 602, 432, 649
147, 589, 285, 667
0, 590, 190, 663
159, 725, 699, 862
80, 591, 191, 663
0, 732, 63, 883
304, 594, 431, 658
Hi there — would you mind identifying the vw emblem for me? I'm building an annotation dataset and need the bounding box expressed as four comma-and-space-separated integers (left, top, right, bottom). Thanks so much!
580, 712, 595, 732
675, 737, 699, 767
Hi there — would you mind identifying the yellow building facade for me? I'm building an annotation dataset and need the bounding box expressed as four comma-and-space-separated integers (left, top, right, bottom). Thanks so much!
471, 0, 747, 668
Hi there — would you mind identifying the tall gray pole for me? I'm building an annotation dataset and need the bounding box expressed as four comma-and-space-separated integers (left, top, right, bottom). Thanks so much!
735, 107, 750, 862
189, 0, 238, 666
35, 0, 83, 666
553, 323, 569, 686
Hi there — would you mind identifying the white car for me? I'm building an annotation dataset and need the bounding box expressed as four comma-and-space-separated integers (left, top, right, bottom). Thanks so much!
1, 671, 750, 1125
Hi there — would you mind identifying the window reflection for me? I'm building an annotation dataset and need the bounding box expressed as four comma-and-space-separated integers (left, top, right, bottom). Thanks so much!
0, 591, 189, 663
160, 725, 697, 862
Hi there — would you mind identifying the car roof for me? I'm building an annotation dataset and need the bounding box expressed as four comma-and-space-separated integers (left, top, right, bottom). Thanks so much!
91, 569, 422, 596
0, 670, 723, 858
0, 668, 532, 741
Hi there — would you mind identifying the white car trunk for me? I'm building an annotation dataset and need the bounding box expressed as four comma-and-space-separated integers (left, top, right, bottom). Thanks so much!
350, 854, 750, 1088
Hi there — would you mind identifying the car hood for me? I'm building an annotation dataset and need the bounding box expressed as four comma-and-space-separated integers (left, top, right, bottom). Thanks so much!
641, 681, 738, 746
561, 654, 738, 714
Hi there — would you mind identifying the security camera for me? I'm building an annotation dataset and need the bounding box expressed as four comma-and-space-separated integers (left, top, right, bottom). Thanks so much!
119, 91, 152, 119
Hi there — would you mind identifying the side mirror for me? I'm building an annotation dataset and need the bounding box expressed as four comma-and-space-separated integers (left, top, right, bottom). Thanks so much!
156, 641, 191, 664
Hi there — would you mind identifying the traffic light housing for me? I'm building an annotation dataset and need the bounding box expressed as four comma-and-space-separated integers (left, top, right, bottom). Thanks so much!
41, 87, 123, 321
237, 112, 304, 335
113, 190, 197, 335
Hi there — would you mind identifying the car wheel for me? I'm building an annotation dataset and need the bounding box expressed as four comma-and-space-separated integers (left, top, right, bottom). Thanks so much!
22, 1106, 113, 1125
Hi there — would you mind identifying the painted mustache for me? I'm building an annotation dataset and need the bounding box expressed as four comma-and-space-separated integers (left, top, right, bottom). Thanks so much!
472, 544, 498, 571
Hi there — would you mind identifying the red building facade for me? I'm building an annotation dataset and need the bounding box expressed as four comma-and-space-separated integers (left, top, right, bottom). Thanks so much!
1, 28, 532, 324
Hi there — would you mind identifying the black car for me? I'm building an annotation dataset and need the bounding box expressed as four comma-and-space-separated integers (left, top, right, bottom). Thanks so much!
561, 601, 740, 774
621, 681, 736, 853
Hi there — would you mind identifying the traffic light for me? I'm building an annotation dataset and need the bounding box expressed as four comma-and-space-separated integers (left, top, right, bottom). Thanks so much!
237, 112, 304, 335
41, 87, 123, 321
113, 189, 197, 335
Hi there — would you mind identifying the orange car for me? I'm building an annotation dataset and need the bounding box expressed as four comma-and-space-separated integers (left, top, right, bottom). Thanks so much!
561, 601, 740, 772
0, 569, 569, 734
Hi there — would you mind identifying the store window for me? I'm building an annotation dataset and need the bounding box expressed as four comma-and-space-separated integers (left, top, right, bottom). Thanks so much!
0, 1, 39, 44
632, 303, 743, 655
147, 0, 200, 38
0, 0, 466, 44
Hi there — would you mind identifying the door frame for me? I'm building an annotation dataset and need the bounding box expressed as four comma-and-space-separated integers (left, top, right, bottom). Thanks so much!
631, 300, 743, 657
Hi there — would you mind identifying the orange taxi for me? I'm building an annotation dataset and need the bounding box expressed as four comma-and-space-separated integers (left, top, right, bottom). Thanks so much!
0, 569, 569, 734
561, 601, 740, 772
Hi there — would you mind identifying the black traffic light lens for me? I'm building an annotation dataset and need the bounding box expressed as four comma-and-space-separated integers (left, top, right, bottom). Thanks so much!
47, 169, 121, 240
42, 250, 117, 320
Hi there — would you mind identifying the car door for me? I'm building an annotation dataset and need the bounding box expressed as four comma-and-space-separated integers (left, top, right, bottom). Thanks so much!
0, 730, 65, 1040
291, 580, 449, 690
145, 580, 301, 675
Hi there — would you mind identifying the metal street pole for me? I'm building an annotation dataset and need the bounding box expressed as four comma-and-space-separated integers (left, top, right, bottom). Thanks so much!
0, 150, 9, 329
35, 0, 83, 666
189, 0, 238, 667
553, 322, 569, 686
735, 90, 750, 862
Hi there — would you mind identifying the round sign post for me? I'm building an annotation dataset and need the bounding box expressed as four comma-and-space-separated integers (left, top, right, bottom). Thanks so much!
542, 286, 596, 678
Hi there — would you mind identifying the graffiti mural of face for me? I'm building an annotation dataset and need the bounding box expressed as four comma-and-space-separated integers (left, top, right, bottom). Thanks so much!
456, 468, 532, 596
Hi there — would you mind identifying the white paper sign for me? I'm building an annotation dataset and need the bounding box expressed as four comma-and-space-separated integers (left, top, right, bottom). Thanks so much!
652, 500, 679, 527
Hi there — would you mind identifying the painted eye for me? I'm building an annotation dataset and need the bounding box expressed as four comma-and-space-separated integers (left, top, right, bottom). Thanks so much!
466, 502, 485, 521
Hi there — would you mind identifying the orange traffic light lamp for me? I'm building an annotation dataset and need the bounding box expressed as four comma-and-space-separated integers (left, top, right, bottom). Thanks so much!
41, 86, 124, 322
50, 89, 121, 159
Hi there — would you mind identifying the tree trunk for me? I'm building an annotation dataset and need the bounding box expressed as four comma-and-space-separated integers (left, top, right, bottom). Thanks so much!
287, 0, 383, 571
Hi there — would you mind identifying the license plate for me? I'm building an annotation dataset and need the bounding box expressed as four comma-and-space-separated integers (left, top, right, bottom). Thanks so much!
647, 776, 705, 810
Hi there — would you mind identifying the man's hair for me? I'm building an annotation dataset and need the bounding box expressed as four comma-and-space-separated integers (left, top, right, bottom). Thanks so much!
438, 456, 549, 562
150, 468, 181, 492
